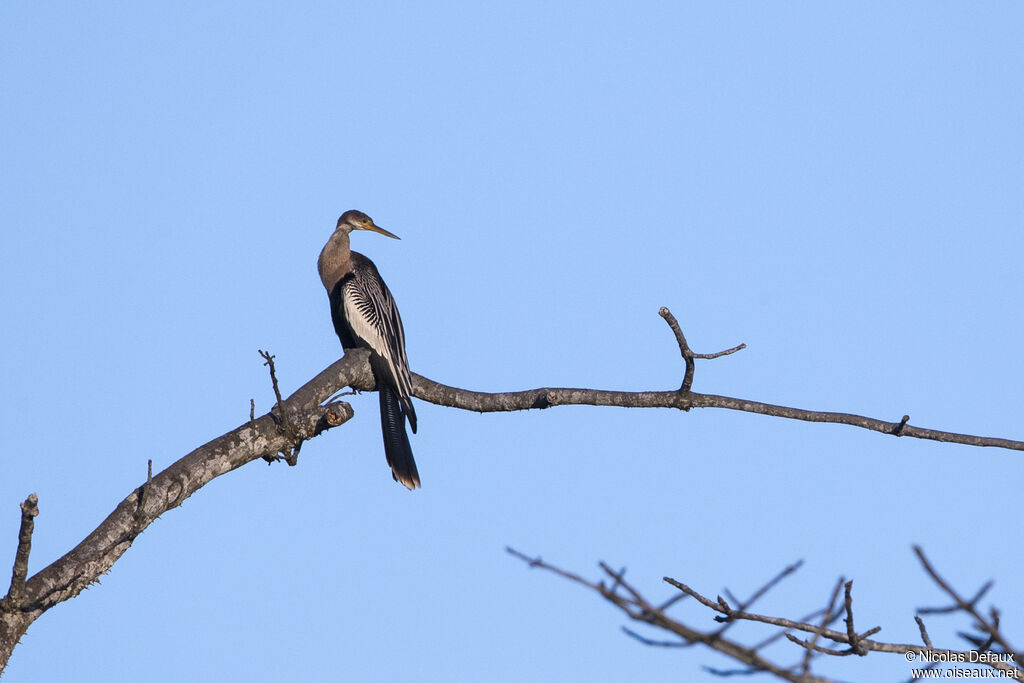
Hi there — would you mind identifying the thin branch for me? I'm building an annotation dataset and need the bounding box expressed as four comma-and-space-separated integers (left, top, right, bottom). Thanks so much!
412, 312, 1023, 453
658, 306, 745, 394
915, 616, 934, 650
801, 576, 845, 674
404, 307, 1024, 452
505, 547, 597, 588
906, 617, 941, 683
752, 606, 830, 652
894, 415, 910, 436
133, 460, 153, 526
661, 575, 1019, 672
655, 592, 689, 613
702, 665, 771, 678
413, 371, 1024, 450
843, 581, 870, 656
1, 495, 39, 612
510, 547, 1022, 681
259, 350, 301, 466
913, 546, 1019, 658
509, 548, 834, 683
708, 558, 804, 660
621, 627, 687, 648
786, 632, 855, 657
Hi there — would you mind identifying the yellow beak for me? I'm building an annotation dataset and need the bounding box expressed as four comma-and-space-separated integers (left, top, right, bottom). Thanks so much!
362, 222, 401, 240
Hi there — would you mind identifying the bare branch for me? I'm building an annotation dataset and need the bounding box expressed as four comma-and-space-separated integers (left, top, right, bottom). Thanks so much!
662, 574, 1016, 667
413, 308, 1023, 455
801, 577, 846, 674
1, 495, 39, 613
0, 352, 365, 671
843, 581, 870, 656
259, 349, 285, 408
0, 495, 41, 671
4, 304, 1022, 674
709, 559, 804, 658
512, 548, 1023, 681
914, 546, 1020, 659
894, 414, 910, 436
915, 616, 934, 650
412, 369, 1024, 449
508, 548, 836, 683
621, 627, 687, 648
786, 632, 854, 657
259, 350, 301, 466
658, 306, 745, 394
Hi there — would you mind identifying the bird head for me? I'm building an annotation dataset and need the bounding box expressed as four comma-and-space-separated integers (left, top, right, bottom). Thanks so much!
336, 210, 401, 240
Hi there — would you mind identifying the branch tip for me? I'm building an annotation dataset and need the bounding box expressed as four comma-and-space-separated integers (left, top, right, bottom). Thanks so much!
915, 615, 934, 650
894, 414, 911, 436
657, 306, 745, 394
2, 494, 40, 612
258, 349, 302, 466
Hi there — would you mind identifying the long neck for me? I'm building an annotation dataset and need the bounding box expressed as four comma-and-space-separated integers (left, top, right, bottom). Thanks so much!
318, 228, 353, 291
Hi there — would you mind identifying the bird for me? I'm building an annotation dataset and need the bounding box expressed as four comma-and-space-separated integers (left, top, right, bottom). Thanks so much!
318, 210, 420, 489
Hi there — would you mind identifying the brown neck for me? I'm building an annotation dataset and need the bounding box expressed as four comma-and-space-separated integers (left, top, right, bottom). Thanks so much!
318, 228, 352, 291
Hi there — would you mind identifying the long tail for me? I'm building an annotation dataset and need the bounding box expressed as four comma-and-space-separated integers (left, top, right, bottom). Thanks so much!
379, 383, 420, 490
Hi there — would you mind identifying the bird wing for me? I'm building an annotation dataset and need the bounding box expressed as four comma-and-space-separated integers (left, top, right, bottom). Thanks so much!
341, 265, 418, 431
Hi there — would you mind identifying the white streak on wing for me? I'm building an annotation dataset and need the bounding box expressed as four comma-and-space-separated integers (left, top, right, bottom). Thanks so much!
341, 274, 415, 404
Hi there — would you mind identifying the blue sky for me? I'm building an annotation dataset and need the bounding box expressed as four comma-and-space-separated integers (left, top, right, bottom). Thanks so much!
2, 3, 1022, 681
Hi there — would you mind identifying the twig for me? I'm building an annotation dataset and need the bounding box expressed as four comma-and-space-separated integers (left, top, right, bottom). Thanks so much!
599, 562, 652, 612
622, 627, 686, 648
1, 494, 39, 612
915, 616, 934, 650
510, 547, 1023, 678
505, 548, 599, 590
751, 606, 829, 652
658, 307, 746, 394
843, 581, 870, 656
905, 616, 942, 683
702, 665, 767, 678
661, 574, 1016, 671
259, 350, 285, 407
259, 350, 301, 466
134, 460, 153, 524
894, 415, 910, 436
914, 546, 1018, 658
510, 548, 833, 683
786, 632, 854, 657
714, 560, 803, 636
656, 592, 689, 613
801, 577, 845, 674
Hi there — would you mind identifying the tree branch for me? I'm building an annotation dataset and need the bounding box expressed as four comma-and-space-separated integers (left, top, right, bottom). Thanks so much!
509, 547, 1024, 680
0, 352, 361, 672
3, 306, 1021, 674
413, 375, 1024, 450
914, 546, 1020, 660
0, 495, 39, 671
506, 547, 834, 683
1, 495, 39, 613
658, 306, 745, 394
411, 307, 1023, 452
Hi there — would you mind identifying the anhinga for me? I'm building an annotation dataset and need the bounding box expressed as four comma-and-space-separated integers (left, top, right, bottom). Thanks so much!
318, 210, 420, 489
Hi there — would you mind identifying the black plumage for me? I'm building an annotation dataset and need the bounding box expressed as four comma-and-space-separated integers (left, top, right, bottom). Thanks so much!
319, 210, 420, 489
